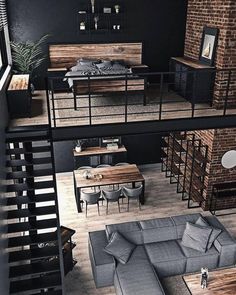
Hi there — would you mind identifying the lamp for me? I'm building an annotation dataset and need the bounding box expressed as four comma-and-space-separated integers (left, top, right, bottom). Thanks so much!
221, 150, 236, 169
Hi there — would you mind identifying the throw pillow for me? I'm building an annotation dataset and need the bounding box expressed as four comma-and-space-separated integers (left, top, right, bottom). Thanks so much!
195, 216, 221, 250
181, 222, 212, 253
104, 231, 136, 264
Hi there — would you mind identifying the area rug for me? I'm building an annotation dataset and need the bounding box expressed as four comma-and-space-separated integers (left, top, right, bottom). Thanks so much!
52, 88, 189, 126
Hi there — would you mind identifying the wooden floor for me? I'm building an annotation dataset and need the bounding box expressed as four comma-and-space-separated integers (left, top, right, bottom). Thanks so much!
56, 164, 236, 295
10, 89, 236, 128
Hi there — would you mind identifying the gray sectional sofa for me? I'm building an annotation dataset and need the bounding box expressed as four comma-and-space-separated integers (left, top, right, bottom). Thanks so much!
88, 213, 236, 295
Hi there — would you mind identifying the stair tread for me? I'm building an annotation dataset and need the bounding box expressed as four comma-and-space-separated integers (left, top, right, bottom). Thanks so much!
9, 273, 61, 293
6, 193, 56, 206
6, 169, 53, 179
7, 218, 58, 233
32, 290, 62, 295
7, 206, 56, 219
9, 258, 60, 278
8, 246, 59, 263
6, 157, 52, 167
8, 232, 58, 248
6, 180, 55, 192
6, 132, 49, 144
6, 146, 51, 155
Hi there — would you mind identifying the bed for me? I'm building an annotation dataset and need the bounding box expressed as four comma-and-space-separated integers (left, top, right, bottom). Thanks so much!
48, 43, 148, 107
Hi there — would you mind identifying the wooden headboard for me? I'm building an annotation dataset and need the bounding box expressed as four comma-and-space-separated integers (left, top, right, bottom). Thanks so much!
49, 42, 143, 68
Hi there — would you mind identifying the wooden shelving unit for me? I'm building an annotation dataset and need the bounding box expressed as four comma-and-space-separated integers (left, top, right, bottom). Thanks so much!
161, 132, 208, 208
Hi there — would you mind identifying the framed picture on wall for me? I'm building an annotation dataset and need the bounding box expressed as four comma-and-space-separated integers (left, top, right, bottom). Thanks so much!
199, 26, 219, 66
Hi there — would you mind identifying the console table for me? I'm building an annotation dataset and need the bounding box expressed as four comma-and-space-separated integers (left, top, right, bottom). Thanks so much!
183, 267, 236, 295
170, 57, 215, 104
210, 181, 236, 215
74, 145, 127, 168
7, 74, 32, 118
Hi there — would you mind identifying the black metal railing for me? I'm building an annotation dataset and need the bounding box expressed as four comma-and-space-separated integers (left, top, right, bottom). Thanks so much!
46, 68, 236, 128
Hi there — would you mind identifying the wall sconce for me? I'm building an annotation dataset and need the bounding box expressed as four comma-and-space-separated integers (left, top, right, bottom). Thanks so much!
221, 150, 236, 169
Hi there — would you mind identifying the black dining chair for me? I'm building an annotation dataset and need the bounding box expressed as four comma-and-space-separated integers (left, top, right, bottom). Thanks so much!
81, 190, 101, 217
122, 185, 143, 211
102, 188, 122, 214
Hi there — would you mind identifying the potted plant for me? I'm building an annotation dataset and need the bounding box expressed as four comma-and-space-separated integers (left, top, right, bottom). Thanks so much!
10, 34, 50, 93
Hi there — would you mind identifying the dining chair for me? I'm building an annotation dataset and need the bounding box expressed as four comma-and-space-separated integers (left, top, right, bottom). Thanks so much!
115, 162, 130, 166
102, 188, 122, 214
96, 164, 111, 168
122, 185, 143, 211
81, 190, 101, 217
77, 166, 93, 170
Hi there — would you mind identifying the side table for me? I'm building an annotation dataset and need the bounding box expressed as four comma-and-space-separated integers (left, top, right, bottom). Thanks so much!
7, 74, 31, 118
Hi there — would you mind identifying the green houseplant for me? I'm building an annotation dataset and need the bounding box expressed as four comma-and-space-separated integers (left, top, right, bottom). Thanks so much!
10, 34, 50, 91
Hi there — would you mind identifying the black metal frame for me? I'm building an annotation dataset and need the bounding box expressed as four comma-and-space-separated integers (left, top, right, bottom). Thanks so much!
46, 68, 236, 134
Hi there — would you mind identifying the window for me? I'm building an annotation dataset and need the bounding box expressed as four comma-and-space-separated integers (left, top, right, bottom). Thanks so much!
0, 0, 10, 80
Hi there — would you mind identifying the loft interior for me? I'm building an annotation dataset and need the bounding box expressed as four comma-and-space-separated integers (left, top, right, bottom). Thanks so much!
1, 1, 236, 295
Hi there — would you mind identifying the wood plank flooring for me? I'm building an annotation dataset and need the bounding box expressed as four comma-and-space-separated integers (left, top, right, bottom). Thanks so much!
10, 90, 236, 128
56, 164, 236, 295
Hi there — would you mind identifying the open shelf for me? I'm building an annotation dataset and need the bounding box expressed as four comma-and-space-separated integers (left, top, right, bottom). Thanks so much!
161, 131, 208, 208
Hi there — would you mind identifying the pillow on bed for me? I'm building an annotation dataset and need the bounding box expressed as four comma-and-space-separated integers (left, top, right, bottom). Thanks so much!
96, 60, 112, 69
78, 58, 100, 66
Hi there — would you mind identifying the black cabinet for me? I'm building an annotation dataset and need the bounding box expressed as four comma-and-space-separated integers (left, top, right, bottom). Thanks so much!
170, 57, 215, 105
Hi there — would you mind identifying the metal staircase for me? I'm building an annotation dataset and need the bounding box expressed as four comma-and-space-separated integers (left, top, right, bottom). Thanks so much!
5, 126, 64, 295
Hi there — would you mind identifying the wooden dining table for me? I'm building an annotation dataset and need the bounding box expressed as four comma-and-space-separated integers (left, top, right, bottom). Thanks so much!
73, 164, 145, 213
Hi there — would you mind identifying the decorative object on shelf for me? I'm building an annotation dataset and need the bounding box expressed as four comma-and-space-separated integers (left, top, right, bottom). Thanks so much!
104, 7, 111, 13
94, 15, 99, 30
10, 34, 50, 92
83, 169, 92, 179
221, 150, 236, 169
199, 26, 219, 66
114, 4, 120, 13
200, 267, 209, 289
75, 139, 85, 152
80, 21, 86, 30
91, 0, 95, 13
113, 24, 120, 30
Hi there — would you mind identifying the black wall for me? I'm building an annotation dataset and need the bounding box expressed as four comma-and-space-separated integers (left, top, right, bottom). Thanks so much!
54, 133, 163, 172
7, 0, 187, 88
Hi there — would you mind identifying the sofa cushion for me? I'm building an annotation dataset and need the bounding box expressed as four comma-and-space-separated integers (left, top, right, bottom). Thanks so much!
145, 240, 186, 278
114, 246, 165, 295
140, 217, 177, 243
171, 213, 202, 239
177, 239, 219, 273
195, 216, 221, 250
104, 231, 136, 264
106, 221, 143, 245
181, 222, 212, 253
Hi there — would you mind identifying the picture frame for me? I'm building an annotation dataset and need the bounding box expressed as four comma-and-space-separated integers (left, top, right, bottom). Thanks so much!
103, 7, 111, 13
199, 26, 219, 66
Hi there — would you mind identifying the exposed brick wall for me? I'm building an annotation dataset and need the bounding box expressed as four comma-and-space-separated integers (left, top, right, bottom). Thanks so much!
184, 0, 236, 107
194, 128, 236, 211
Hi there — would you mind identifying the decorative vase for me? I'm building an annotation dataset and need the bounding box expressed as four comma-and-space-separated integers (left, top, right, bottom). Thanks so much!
75, 146, 82, 153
